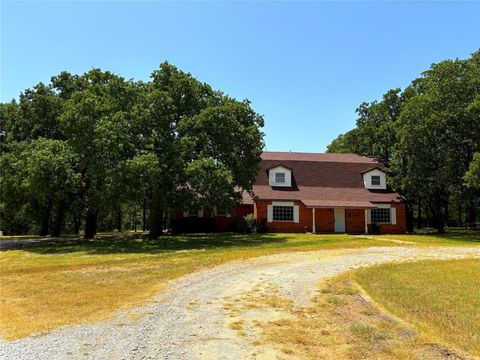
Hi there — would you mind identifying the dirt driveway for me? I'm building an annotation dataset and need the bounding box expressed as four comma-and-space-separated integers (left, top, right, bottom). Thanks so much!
1, 246, 479, 360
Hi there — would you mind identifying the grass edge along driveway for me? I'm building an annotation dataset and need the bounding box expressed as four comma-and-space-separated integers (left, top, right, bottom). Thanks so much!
354, 258, 480, 358
1, 232, 479, 340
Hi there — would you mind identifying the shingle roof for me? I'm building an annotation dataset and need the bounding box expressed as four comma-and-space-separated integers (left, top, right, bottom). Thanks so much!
261, 152, 382, 164
240, 190, 254, 205
250, 152, 404, 208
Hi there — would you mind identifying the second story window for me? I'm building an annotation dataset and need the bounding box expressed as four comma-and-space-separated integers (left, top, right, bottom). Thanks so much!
275, 172, 286, 183
371, 175, 381, 186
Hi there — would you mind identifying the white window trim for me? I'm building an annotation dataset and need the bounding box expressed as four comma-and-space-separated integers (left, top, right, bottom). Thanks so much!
268, 202, 299, 223
370, 207, 391, 224
391, 207, 397, 225
272, 201, 294, 206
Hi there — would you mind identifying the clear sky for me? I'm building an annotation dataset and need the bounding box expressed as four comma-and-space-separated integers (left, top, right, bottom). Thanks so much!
1, 1, 479, 152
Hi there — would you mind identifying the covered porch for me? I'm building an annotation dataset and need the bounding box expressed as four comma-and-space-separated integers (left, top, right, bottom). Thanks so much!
304, 200, 376, 235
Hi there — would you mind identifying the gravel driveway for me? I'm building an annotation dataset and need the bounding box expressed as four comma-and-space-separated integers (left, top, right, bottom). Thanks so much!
1, 246, 479, 360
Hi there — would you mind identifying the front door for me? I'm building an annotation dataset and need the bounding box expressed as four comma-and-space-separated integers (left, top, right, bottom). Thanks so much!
334, 208, 346, 233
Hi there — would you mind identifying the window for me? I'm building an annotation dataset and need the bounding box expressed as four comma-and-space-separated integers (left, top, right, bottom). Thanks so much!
371, 175, 381, 186
275, 172, 286, 183
371, 208, 390, 223
272, 205, 294, 221
215, 207, 231, 217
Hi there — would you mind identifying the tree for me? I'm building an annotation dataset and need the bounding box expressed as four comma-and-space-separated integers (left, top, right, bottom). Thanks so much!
393, 52, 480, 232
133, 63, 264, 238
327, 88, 410, 163
0, 139, 80, 235
464, 153, 480, 189
59, 69, 138, 238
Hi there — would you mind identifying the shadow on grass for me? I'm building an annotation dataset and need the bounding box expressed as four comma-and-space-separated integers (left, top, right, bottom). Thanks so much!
16, 232, 288, 255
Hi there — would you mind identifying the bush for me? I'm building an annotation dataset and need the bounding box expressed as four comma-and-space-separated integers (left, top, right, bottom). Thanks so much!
236, 214, 256, 233
256, 218, 268, 233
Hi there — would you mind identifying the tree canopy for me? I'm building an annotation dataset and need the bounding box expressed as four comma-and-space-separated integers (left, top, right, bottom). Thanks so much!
0, 63, 264, 237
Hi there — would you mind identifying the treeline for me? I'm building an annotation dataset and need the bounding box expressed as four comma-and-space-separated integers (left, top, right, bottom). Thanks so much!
0, 63, 264, 238
327, 50, 480, 232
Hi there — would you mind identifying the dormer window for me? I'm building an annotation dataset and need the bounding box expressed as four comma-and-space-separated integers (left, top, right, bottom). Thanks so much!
268, 166, 292, 187
362, 168, 387, 190
275, 172, 286, 183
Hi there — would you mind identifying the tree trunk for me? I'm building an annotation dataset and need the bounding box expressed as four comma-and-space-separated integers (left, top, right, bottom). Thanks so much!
51, 200, 65, 237
143, 196, 147, 232
444, 198, 449, 227
148, 186, 163, 239
117, 208, 122, 232
74, 215, 81, 235
40, 204, 51, 236
417, 201, 423, 229
467, 199, 477, 227
432, 195, 445, 233
457, 203, 462, 228
84, 209, 97, 239
406, 202, 414, 233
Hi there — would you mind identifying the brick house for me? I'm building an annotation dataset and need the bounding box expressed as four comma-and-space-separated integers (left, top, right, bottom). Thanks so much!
177, 152, 407, 234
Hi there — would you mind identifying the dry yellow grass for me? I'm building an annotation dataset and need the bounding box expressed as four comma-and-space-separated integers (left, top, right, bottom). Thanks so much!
354, 259, 480, 358
248, 276, 465, 359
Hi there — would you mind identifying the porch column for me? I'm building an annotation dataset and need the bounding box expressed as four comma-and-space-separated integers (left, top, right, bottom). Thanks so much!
312, 208, 316, 233
364, 209, 368, 234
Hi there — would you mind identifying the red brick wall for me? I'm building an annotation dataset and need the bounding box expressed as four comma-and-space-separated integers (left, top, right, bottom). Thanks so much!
255, 200, 312, 233
346, 209, 366, 234
314, 208, 334, 233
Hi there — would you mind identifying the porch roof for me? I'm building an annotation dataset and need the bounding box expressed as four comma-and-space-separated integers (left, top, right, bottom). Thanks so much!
302, 199, 376, 209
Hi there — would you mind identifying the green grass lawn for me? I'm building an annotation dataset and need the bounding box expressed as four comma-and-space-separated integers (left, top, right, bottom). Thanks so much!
354, 259, 480, 357
370, 230, 480, 246
0, 231, 478, 340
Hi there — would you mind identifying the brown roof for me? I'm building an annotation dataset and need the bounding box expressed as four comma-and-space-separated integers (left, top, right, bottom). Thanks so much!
251, 152, 403, 208
261, 152, 382, 164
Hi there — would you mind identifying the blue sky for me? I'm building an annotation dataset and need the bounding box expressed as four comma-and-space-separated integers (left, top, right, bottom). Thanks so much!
1, 1, 479, 152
